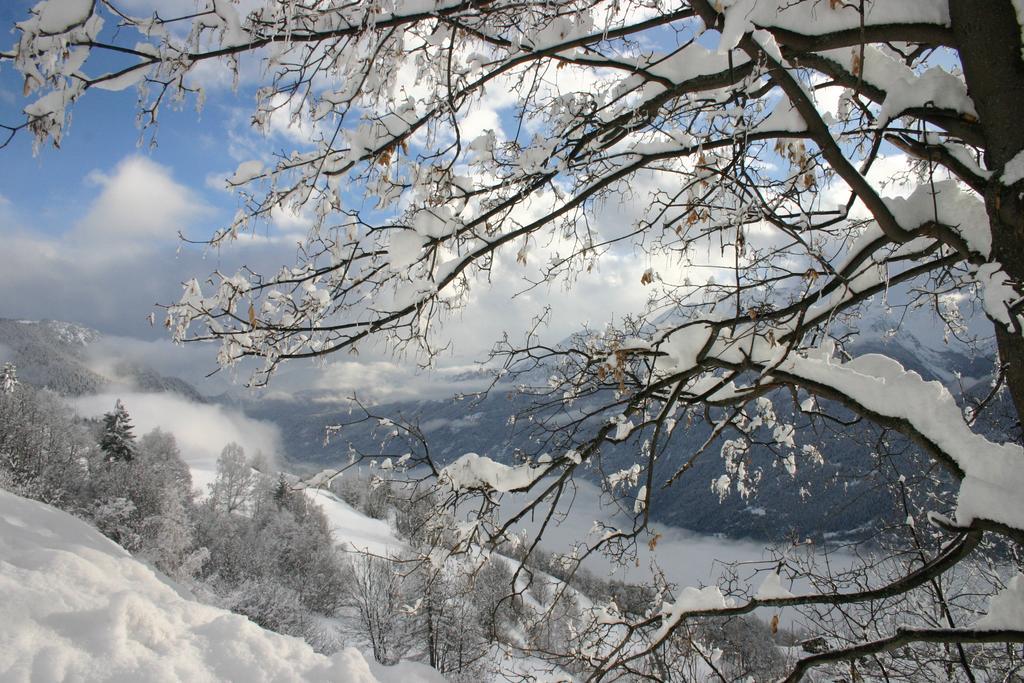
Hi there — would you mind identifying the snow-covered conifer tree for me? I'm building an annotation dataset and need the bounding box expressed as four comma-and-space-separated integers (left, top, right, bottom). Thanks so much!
99, 399, 135, 464
0, 363, 17, 395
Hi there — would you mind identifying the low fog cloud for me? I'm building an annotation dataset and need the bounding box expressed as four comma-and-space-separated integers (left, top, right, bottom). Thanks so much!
84, 335, 229, 395
69, 392, 283, 490
307, 360, 492, 404
501, 478, 773, 590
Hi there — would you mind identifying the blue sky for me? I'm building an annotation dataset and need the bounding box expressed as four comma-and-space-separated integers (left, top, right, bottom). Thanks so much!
0, 0, 935, 401
1, 0, 235, 237
0, 1, 318, 350
0, 1, 639, 398
1, 6, 223, 327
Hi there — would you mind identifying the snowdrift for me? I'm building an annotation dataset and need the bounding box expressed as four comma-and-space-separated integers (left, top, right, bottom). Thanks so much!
0, 488, 379, 682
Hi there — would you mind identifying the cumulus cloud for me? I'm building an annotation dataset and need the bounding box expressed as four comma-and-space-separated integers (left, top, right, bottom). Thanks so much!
75, 156, 211, 242
0, 153, 302, 339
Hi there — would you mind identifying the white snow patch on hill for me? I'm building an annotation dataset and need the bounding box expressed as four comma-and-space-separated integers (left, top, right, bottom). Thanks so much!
0, 488, 381, 682
304, 487, 404, 556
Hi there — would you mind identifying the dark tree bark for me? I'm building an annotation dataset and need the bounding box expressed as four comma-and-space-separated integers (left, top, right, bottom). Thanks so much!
950, 0, 1024, 424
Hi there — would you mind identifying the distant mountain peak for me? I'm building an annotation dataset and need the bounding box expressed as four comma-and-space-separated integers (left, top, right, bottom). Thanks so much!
36, 319, 102, 348
0, 318, 203, 402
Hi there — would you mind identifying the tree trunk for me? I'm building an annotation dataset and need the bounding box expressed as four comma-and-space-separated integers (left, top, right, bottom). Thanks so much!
949, 0, 1024, 425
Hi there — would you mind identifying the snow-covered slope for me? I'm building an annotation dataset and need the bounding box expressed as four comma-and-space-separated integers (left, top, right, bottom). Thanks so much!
304, 487, 403, 556
0, 488, 380, 682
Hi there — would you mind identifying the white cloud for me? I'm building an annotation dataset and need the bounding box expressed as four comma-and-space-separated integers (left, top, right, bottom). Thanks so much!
818, 153, 920, 216
459, 105, 505, 142
75, 155, 211, 242
309, 360, 490, 404
204, 170, 234, 193
269, 203, 314, 232
0, 154, 298, 337
264, 93, 324, 145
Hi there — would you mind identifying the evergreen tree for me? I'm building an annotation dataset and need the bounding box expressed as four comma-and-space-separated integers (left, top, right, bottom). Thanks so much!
0, 363, 17, 394
99, 399, 136, 464
273, 473, 290, 509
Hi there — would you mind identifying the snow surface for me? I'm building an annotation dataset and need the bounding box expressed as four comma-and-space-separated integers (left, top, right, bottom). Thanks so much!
304, 487, 402, 556
0, 489, 382, 682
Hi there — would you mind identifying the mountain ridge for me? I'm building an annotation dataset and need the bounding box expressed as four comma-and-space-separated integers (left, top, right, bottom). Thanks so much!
0, 318, 205, 402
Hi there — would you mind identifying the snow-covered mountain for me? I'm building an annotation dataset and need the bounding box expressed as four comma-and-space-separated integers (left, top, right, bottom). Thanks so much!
247, 302, 1003, 543
0, 318, 204, 401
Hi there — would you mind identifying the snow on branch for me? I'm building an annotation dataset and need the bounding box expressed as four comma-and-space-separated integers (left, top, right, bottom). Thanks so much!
768, 345, 1024, 531
439, 452, 545, 493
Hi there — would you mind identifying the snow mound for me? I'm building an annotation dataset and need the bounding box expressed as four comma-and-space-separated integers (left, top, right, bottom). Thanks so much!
0, 489, 379, 682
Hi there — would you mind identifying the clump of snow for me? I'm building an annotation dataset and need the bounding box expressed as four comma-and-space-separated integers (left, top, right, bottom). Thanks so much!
717, 0, 759, 53
754, 570, 794, 600
0, 489, 380, 682
387, 229, 427, 270
609, 413, 635, 441
973, 262, 1024, 328
752, 98, 806, 133
877, 67, 976, 127
655, 585, 732, 640
884, 179, 989, 256
607, 463, 641, 490
440, 452, 544, 492
633, 485, 647, 514
31, 0, 93, 34
229, 160, 264, 185
655, 323, 713, 375
92, 67, 153, 92
1002, 149, 1024, 185
974, 573, 1024, 630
